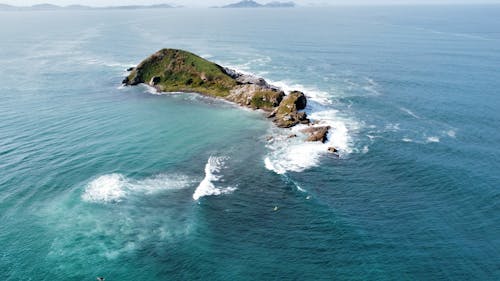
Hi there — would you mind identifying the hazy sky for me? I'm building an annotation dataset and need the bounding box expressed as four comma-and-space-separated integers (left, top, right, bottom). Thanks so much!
3, 0, 500, 7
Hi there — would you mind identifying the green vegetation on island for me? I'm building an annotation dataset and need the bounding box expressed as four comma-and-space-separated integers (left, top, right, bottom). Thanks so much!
124, 49, 236, 97
123, 48, 332, 146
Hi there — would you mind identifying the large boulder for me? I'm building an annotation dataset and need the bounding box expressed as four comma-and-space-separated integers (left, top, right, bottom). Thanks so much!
273, 91, 309, 127
227, 84, 284, 111
288, 91, 307, 110
302, 126, 330, 143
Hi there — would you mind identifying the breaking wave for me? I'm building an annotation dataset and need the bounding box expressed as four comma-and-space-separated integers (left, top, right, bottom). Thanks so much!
192, 156, 236, 200
82, 173, 194, 203
263, 80, 360, 174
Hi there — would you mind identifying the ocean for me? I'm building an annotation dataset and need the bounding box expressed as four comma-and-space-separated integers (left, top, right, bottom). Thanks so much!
0, 5, 499, 280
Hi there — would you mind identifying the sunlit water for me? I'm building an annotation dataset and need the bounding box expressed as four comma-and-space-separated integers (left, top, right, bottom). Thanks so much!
1, 6, 499, 280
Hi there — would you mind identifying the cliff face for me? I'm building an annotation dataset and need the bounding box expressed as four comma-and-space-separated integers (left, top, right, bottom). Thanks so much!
123, 49, 332, 142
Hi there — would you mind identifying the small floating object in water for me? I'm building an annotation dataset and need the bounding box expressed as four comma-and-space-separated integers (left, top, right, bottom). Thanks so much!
306, 195, 311, 200
97, 277, 105, 281
273, 206, 279, 211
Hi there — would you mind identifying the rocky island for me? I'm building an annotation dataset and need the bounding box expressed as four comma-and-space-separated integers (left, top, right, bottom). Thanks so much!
123, 49, 331, 146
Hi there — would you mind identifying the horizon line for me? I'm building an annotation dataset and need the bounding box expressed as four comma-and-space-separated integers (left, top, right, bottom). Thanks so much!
2, 2, 500, 9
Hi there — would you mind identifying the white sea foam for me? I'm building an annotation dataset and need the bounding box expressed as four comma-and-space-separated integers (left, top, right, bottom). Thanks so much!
82, 174, 128, 203
362, 146, 369, 154
400, 107, 420, 119
141, 84, 161, 95
269, 80, 333, 105
264, 103, 359, 174
265, 141, 325, 174
446, 130, 456, 138
385, 123, 401, 131
82, 173, 193, 203
426, 136, 440, 143
192, 156, 236, 200
264, 116, 357, 174
259, 78, 360, 174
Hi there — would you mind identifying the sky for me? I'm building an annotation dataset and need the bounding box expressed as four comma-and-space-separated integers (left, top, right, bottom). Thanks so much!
2, 0, 500, 7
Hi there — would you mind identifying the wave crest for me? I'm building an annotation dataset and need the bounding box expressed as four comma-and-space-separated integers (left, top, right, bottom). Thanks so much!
192, 156, 236, 200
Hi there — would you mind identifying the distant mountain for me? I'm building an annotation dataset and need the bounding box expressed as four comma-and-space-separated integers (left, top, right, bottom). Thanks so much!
30, 4, 62, 10
65, 4, 93, 10
103, 4, 173, 10
0, 3, 174, 11
264, 1, 295, 7
222, 0, 263, 8
220, 1, 295, 8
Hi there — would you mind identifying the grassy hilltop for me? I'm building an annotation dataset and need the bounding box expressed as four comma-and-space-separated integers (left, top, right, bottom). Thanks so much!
124, 49, 237, 97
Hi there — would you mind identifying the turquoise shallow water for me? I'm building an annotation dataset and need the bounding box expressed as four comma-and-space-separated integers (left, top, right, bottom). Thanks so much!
1, 5, 500, 280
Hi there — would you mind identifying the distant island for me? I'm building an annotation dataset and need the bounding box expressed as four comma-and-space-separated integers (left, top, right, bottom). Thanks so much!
0, 3, 176, 11
0, 1, 297, 10
123, 49, 333, 146
218, 0, 295, 8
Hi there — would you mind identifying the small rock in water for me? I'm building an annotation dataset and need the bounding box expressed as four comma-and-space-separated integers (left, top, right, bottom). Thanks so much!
126, 67, 135, 71
288, 134, 297, 139
328, 147, 338, 153
266, 136, 274, 142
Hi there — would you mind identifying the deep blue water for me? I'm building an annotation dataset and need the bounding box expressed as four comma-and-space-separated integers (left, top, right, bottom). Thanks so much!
1, 5, 499, 280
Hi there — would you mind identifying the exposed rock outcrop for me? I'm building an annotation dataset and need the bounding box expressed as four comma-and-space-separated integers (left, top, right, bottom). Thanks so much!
273, 91, 309, 128
302, 126, 330, 143
328, 147, 338, 153
226, 84, 284, 111
123, 49, 332, 148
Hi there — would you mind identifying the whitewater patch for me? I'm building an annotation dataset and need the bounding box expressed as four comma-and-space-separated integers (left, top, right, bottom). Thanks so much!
82, 173, 194, 203
446, 130, 457, 138
362, 77, 382, 96
192, 156, 236, 200
426, 136, 440, 143
269, 80, 333, 105
263, 79, 360, 174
